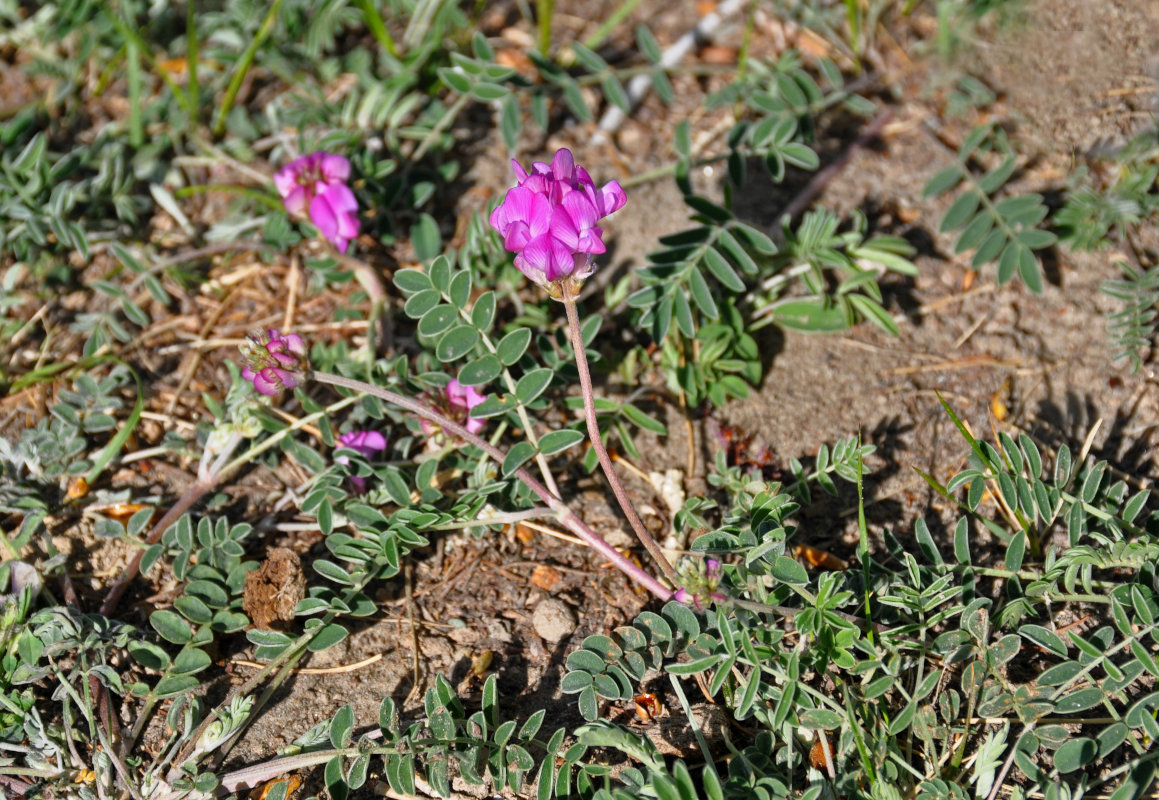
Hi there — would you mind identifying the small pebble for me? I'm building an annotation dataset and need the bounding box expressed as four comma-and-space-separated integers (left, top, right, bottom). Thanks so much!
531, 598, 577, 642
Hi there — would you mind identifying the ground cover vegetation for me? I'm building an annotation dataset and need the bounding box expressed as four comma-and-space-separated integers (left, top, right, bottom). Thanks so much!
0, 0, 1157, 799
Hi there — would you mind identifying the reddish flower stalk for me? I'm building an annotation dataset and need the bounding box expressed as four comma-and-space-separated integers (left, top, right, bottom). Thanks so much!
561, 289, 677, 583
488, 149, 677, 583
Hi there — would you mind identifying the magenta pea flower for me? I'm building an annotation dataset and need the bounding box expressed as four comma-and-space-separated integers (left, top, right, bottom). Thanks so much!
335, 429, 388, 493
274, 152, 361, 253
489, 148, 626, 298
239, 329, 308, 397
421, 379, 487, 439
673, 557, 727, 611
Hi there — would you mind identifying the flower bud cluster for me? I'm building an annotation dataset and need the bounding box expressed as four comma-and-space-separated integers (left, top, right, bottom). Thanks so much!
673, 557, 727, 610
239, 329, 308, 397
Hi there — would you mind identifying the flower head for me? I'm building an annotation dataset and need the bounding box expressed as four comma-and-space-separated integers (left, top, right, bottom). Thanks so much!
488, 148, 625, 298
673, 557, 727, 611
335, 429, 388, 493
274, 152, 361, 253
239, 329, 308, 397
421, 379, 487, 439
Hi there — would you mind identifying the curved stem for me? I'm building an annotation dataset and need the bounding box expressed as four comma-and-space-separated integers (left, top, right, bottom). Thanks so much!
312, 370, 671, 599
560, 292, 677, 583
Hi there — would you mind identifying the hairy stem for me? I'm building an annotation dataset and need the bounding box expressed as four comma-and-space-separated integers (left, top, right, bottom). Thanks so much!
560, 292, 677, 583
312, 370, 671, 599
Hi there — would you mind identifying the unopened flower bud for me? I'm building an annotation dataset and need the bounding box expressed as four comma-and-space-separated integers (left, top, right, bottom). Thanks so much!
239, 329, 308, 397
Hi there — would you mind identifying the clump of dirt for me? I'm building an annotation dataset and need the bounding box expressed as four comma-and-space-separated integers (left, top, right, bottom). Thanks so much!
243, 548, 307, 629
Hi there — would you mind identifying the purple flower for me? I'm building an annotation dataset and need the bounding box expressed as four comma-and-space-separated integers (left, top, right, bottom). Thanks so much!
274, 152, 361, 253
673, 557, 727, 611
421, 379, 487, 438
239, 329, 308, 396
335, 429, 388, 493
489, 149, 626, 297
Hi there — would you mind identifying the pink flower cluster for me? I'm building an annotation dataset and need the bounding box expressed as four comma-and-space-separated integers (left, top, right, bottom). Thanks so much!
239, 329, 308, 397
673, 557, 727, 611
489, 148, 626, 297
421, 379, 487, 438
274, 152, 361, 253
336, 429, 388, 493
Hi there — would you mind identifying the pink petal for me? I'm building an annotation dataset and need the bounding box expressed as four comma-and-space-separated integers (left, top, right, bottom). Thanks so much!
525, 192, 553, 235
337, 212, 360, 240
282, 333, 307, 357
513, 254, 547, 286
277, 369, 301, 390
517, 236, 553, 282
574, 227, 607, 255
282, 185, 309, 217
317, 153, 351, 183
464, 385, 485, 408
446, 379, 467, 408
574, 166, 594, 190
548, 206, 581, 250
360, 430, 387, 450
550, 149, 575, 181
503, 221, 532, 252
597, 180, 627, 216
338, 429, 387, 457
561, 192, 599, 231
273, 166, 299, 199
539, 239, 577, 283
323, 182, 359, 213
309, 194, 340, 241
492, 187, 537, 230
252, 369, 280, 396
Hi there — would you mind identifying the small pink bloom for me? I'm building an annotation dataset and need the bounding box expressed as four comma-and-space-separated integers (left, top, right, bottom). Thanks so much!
674, 557, 727, 610
421, 379, 488, 439
336, 429, 388, 493
274, 152, 361, 253
488, 148, 625, 296
239, 329, 308, 397
446, 379, 486, 435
